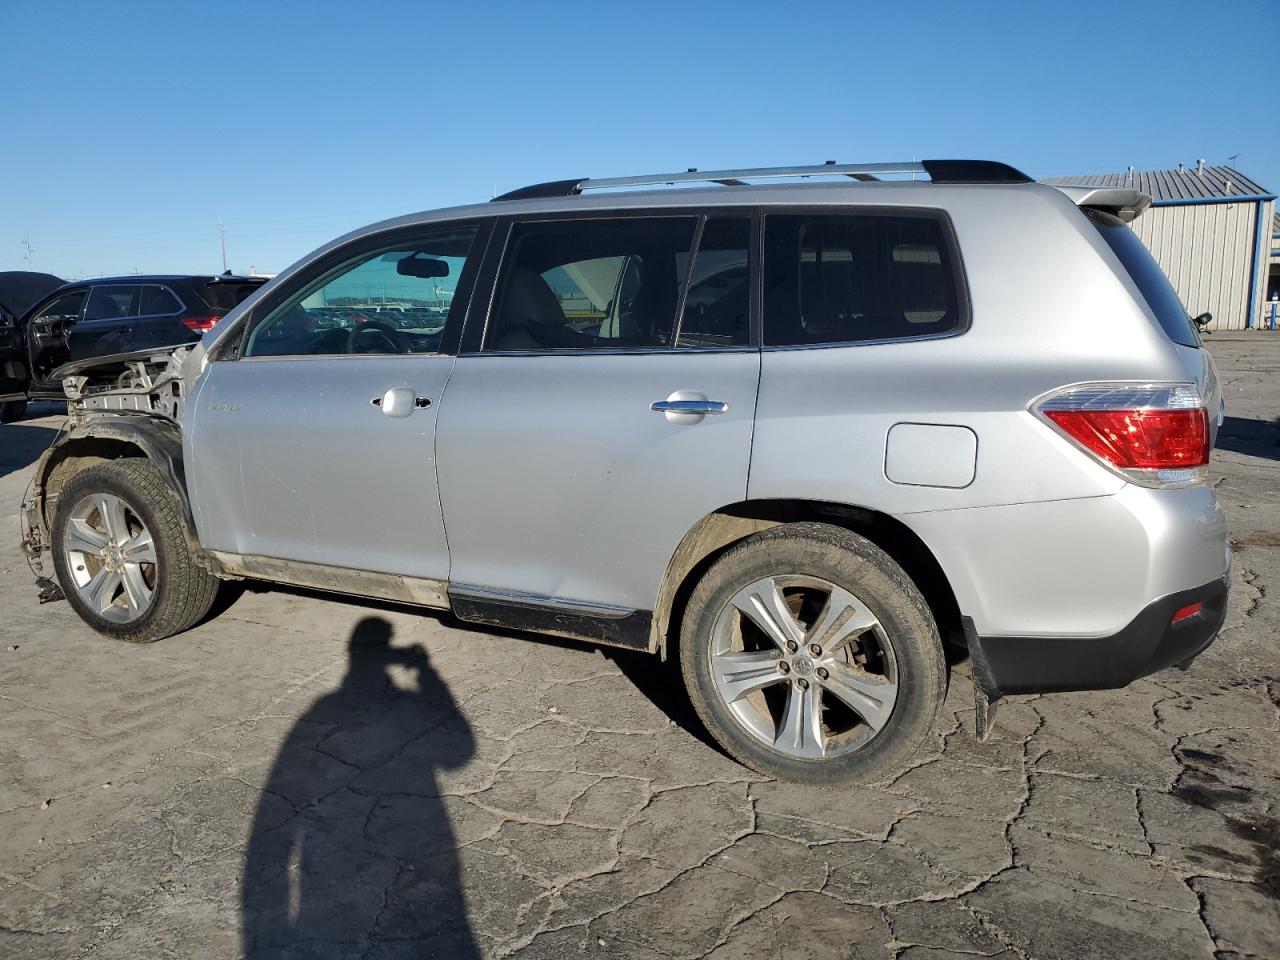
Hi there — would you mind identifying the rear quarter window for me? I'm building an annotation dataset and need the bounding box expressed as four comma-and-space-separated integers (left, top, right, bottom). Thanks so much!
1086, 209, 1200, 348
763, 212, 966, 346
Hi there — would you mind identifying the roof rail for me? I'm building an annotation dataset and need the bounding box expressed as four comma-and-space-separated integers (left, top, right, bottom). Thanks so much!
492, 159, 1031, 201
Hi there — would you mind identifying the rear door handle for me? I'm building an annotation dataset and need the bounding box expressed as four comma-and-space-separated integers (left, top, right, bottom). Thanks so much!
650, 400, 728, 415
651, 390, 729, 424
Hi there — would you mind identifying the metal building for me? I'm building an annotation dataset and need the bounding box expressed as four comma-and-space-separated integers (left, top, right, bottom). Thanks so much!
1044, 164, 1275, 331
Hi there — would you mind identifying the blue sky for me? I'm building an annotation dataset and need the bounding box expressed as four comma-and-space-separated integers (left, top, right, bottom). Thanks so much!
2, 0, 1277, 279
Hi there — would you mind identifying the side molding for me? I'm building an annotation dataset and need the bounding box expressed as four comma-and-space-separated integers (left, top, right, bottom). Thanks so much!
209, 552, 450, 608
449, 584, 653, 651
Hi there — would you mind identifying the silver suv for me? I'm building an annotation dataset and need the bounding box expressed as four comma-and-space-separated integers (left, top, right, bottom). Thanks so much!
20, 161, 1230, 785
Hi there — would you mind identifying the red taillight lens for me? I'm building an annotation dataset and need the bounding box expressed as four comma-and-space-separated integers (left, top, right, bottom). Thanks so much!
1036, 383, 1210, 486
182, 316, 221, 333
1171, 602, 1202, 624
1043, 407, 1209, 469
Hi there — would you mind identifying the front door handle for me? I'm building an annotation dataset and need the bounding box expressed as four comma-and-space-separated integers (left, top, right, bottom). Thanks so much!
651, 390, 729, 424
372, 386, 430, 417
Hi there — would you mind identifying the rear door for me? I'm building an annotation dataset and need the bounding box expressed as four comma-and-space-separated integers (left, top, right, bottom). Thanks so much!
130, 284, 190, 352
435, 212, 759, 614
68, 284, 139, 361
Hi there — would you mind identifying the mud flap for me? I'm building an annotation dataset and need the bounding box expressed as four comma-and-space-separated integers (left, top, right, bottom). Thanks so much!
974, 686, 999, 742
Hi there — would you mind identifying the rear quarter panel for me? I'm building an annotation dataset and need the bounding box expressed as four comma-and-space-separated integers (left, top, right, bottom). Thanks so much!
748, 186, 1193, 514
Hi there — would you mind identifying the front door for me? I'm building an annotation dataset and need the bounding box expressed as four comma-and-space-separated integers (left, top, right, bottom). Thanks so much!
186, 222, 489, 582
436, 213, 759, 612
26, 287, 87, 392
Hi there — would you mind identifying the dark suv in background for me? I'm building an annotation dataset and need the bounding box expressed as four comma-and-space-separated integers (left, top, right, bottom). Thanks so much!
8, 274, 265, 416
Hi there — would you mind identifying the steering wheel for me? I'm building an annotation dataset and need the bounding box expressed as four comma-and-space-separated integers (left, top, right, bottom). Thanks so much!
346, 319, 411, 355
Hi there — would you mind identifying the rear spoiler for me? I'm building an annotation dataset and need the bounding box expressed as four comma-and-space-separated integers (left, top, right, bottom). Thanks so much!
205, 274, 267, 285
1048, 185, 1152, 223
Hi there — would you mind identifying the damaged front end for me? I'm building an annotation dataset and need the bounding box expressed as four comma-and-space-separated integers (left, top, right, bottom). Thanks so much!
20, 345, 195, 592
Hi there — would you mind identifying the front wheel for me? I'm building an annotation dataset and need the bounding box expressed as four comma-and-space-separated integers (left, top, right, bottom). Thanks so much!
680, 522, 946, 786
0, 399, 27, 423
51, 459, 219, 643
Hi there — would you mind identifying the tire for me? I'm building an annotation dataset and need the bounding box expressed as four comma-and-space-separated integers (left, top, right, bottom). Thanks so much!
0, 399, 26, 423
51, 459, 219, 643
679, 522, 946, 786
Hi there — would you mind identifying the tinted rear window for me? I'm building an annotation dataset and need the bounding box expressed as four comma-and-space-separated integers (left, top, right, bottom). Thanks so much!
764, 213, 965, 346
1086, 209, 1199, 348
197, 281, 265, 312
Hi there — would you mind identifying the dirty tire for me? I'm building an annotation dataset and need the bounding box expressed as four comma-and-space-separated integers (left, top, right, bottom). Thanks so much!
680, 522, 946, 786
0, 399, 26, 423
52, 459, 219, 643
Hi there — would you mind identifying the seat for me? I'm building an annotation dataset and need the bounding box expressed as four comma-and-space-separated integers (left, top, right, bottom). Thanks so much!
495, 269, 565, 351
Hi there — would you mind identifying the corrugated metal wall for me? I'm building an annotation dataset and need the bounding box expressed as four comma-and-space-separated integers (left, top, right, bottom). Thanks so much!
1132, 200, 1273, 331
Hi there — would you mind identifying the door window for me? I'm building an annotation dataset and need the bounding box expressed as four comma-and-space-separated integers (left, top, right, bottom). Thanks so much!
31, 291, 86, 327
485, 217, 697, 351
84, 285, 140, 321
763, 213, 965, 346
677, 217, 752, 348
242, 225, 481, 357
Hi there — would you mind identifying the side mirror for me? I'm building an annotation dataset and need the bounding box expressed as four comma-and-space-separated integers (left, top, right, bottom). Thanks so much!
396, 254, 449, 279
1192, 312, 1212, 331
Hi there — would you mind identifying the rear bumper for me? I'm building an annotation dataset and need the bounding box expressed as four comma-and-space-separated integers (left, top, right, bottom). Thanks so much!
965, 574, 1228, 697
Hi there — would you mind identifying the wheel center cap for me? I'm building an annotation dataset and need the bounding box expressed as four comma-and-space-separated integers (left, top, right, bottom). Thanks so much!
792, 656, 815, 677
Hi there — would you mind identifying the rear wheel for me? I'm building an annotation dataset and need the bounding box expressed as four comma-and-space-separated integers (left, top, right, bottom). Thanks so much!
51, 460, 219, 643
0, 399, 27, 423
679, 522, 945, 786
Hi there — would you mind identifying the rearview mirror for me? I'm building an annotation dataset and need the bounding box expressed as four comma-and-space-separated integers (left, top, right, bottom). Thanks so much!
396, 254, 449, 279
1192, 312, 1212, 330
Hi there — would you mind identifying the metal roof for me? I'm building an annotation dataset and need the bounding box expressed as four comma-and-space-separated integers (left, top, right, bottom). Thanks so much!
1043, 165, 1271, 202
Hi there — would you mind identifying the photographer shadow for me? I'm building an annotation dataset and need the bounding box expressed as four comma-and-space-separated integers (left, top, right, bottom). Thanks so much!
241, 616, 480, 958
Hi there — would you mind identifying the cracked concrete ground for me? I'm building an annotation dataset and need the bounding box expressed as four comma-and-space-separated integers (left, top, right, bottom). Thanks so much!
1, 334, 1278, 960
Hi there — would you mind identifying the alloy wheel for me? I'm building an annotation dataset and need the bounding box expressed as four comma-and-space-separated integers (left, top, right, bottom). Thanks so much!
62, 492, 158, 624
708, 574, 899, 760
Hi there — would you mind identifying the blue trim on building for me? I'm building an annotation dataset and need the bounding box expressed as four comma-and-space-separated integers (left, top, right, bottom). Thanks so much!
1150, 193, 1276, 208
1246, 200, 1268, 328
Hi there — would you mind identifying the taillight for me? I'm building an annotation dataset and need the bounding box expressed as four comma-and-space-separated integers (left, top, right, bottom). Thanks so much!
1034, 383, 1210, 488
182, 316, 221, 333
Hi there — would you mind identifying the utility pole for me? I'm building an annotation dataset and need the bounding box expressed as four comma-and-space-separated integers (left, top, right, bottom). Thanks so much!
218, 215, 228, 273
20, 234, 32, 268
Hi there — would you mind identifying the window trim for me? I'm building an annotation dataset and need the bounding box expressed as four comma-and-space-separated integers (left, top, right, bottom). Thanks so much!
460, 208, 761, 357
760, 206, 972, 352
218, 218, 495, 362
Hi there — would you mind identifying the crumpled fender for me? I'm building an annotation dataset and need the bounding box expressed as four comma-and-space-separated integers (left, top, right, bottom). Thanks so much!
33, 411, 193, 531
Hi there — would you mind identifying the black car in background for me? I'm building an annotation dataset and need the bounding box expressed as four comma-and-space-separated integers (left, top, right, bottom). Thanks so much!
9, 274, 266, 416
0, 271, 66, 422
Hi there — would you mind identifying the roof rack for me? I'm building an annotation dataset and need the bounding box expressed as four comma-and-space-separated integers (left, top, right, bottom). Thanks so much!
492, 159, 1031, 202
